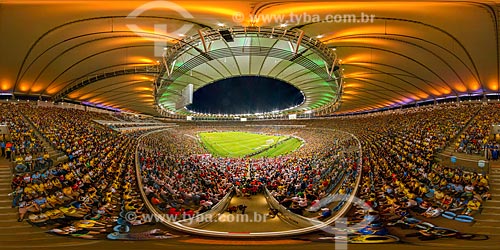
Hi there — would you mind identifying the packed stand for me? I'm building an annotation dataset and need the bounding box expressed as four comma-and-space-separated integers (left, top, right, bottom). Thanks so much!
455, 104, 500, 159
138, 127, 361, 219
0, 103, 49, 172
337, 104, 491, 226
9, 105, 146, 239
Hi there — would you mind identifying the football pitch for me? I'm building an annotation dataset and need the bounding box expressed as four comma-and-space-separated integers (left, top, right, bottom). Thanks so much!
198, 131, 303, 158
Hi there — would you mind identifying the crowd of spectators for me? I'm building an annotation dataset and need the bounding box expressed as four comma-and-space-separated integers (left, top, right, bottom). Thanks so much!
139, 129, 225, 217
4, 101, 496, 236
337, 104, 491, 221
5, 104, 144, 238
455, 104, 500, 159
0, 103, 48, 172
138, 127, 361, 218
19, 105, 111, 159
138, 103, 495, 222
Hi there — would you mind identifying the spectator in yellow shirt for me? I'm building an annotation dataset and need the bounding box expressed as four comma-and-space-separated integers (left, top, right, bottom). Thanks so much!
464, 198, 481, 216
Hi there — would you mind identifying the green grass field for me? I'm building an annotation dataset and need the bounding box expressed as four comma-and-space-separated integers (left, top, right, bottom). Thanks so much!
198, 131, 302, 158
252, 137, 303, 158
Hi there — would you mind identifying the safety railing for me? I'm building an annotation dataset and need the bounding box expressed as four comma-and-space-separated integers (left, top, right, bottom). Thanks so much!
437, 153, 490, 175
176, 188, 235, 228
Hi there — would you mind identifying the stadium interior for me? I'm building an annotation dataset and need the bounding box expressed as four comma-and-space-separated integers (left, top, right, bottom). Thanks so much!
1, 1, 500, 249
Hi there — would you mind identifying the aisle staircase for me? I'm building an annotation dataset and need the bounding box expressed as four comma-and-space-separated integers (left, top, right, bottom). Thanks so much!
477, 5, 500, 224
201, 194, 297, 233
439, 106, 482, 158
474, 163, 500, 233
18, 113, 67, 164
0, 160, 97, 247
0, 162, 45, 243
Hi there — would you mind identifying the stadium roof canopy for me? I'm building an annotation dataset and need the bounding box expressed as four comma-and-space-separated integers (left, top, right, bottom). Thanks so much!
156, 27, 342, 116
0, 0, 498, 116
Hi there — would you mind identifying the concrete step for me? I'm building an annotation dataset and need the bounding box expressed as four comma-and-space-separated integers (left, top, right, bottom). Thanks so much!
0, 235, 62, 242
481, 208, 500, 214
475, 212, 500, 221
474, 221, 500, 228
483, 203, 500, 208
474, 231, 500, 236
0, 212, 18, 217
0, 207, 17, 213
476, 219, 500, 223
0, 230, 47, 237
478, 211, 500, 215
0, 238, 100, 248
0, 223, 35, 230
0, 231, 95, 242
0, 201, 13, 206
484, 200, 500, 204
0, 218, 20, 223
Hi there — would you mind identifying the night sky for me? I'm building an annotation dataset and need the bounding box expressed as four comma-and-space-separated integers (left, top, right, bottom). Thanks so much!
186, 76, 305, 114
